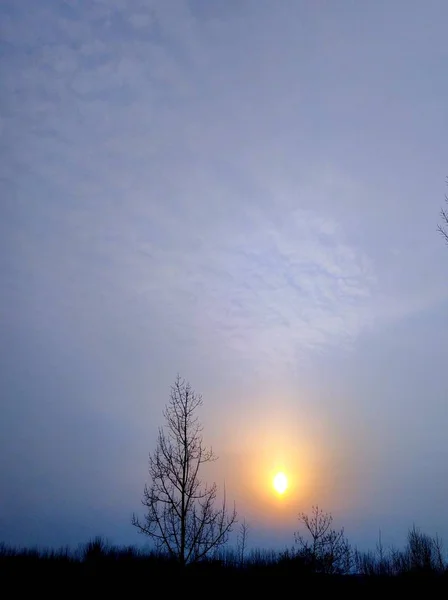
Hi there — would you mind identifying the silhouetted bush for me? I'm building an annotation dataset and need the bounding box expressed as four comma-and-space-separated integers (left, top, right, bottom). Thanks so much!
1, 520, 447, 591
294, 506, 354, 574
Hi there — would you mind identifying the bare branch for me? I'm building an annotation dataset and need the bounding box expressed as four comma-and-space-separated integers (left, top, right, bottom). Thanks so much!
438, 179, 448, 245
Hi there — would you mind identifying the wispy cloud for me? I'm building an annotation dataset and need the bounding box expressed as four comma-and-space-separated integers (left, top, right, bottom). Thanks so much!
2, 0, 447, 371
0, 1, 380, 369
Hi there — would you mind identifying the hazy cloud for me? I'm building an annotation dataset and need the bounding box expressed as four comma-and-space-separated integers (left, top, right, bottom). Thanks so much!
1, 0, 447, 550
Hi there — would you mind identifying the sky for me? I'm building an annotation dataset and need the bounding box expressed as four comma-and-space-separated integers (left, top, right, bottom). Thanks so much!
1, 0, 447, 554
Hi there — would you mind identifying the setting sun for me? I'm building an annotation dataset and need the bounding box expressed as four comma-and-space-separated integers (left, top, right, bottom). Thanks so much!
273, 471, 288, 494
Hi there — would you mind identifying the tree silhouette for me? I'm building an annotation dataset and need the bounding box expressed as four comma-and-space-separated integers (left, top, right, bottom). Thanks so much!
132, 375, 237, 566
294, 505, 353, 574
237, 519, 249, 566
438, 178, 448, 244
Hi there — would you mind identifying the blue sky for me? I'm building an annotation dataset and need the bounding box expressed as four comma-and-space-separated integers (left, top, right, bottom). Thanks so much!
1, 0, 447, 553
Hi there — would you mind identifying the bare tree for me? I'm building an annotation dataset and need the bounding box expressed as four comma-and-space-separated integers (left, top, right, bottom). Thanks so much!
390, 525, 446, 574
132, 375, 237, 566
237, 519, 249, 566
438, 178, 448, 244
355, 529, 392, 576
294, 505, 353, 574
